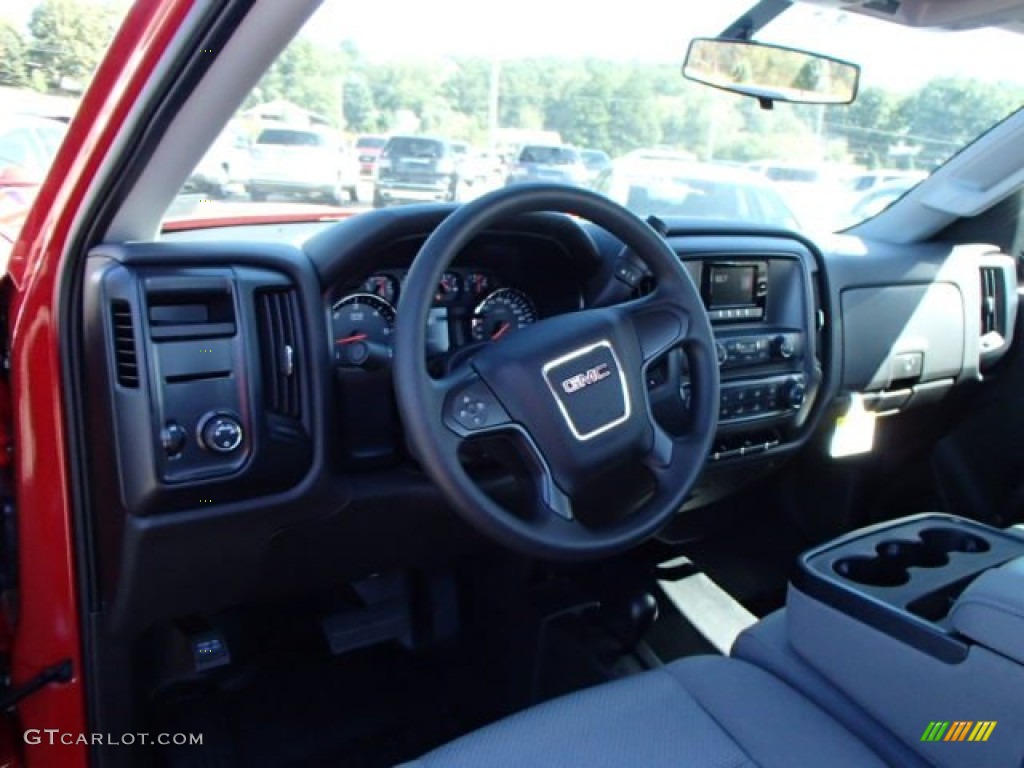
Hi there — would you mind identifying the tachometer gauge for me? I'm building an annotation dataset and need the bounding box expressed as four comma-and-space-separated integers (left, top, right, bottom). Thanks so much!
361, 274, 398, 303
471, 288, 538, 342
332, 293, 396, 363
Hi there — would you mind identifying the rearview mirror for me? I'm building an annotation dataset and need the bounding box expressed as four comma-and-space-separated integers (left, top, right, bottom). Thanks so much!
682, 38, 859, 107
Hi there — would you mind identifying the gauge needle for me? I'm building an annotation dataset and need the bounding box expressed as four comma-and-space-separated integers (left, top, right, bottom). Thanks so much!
336, 333, 368, 345
491, 322, 511, 341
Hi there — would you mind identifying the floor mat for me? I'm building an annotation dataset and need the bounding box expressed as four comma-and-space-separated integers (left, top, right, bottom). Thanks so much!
656, 556, 757, 655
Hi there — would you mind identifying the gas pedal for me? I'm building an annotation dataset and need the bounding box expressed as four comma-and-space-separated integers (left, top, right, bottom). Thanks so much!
656, 556, 757, 655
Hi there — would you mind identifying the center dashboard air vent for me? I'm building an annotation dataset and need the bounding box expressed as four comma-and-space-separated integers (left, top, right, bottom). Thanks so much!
110, 300, 139, 388
256, 289, 304, 420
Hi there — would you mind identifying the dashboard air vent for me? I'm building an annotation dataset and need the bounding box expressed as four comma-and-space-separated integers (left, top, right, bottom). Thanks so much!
110, 300, 139, 388
256, 289, 303, 419
980, 266, 1001, 336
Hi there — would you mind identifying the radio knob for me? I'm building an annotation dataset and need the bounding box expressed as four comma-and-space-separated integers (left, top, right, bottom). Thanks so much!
774, 334, 796, 359
782, 379, 806, 410
715, 342, 728, 366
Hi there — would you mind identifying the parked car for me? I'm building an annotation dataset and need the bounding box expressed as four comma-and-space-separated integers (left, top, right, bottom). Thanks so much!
449, 142, 504, 187
835, 176, 922, 229
0, 114, 67, 182
621, 148, 698, 164
247, 125, 360, 203
354, 134, 388, 176
843, 169, 927, 195
505, 144, 589, 187
744, 160, 852, 227
594, 159, 800, 228
579, 148, 612, 183
0, 115, 67, 258
184, 121, 251, 198
374, 135, 461, 206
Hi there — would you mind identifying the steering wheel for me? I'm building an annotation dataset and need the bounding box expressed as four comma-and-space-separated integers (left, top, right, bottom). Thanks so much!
394, 185, 719, 560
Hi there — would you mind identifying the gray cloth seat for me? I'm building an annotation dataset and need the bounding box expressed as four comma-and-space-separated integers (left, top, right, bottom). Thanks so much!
404, 655, 888, 767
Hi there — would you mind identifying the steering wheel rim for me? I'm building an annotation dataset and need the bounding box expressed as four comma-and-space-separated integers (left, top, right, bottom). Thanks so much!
394, 184, 719, 561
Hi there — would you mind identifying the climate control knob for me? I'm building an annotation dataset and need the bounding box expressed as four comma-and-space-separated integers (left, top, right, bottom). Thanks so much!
782, 379, 806, 410
774, 334, 796, 359
198, 413, 244, 454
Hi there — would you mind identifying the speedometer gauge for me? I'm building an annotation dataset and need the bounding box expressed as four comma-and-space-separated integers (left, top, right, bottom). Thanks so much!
471, 288, 537, 342
332, 293, 395, 363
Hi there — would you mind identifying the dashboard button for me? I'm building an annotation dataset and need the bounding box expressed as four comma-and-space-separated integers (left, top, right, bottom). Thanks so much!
198, 413, 244, 454
715, 342, 728, 366
161, 423, 187, 457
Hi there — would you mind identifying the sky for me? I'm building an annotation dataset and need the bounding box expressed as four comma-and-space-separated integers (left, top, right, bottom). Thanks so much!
5, 0, 1024, 93
298, 0, 1024, 92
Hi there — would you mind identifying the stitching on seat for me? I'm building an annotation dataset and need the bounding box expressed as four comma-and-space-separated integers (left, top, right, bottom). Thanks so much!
658, 666, 759, 768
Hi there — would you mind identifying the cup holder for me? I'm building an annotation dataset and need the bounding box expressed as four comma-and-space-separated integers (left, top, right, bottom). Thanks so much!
834, 555, 910, 587
875, 540, 948, 568
919, 527, 990, 555
833, 528, 993, 587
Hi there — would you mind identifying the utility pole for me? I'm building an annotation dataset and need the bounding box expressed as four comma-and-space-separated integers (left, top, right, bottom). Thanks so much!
488, 57, 500, 150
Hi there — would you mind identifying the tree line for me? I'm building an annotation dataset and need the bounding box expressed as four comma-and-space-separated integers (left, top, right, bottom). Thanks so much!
3, 0, 1023, 171
243, 36, 1024, 170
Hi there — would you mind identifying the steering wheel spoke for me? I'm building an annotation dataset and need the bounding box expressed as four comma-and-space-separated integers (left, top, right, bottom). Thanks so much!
510, 430, 575, 522
624, 292, 693, 365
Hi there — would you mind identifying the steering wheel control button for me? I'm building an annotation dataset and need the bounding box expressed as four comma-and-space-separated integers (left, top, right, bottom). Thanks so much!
198, 413, 244, 454
447, 381, 509, 433
160, 422, 187, 457
613, 259, 643, 288
542, 341, 630, 442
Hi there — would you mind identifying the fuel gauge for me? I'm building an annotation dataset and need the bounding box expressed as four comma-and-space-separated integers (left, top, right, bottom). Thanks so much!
466, 272, 492, 297
362, 274, 399, 303
435, 271, 462, 303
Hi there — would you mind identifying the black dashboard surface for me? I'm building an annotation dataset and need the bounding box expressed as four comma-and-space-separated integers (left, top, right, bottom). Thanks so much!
79, 204, 1014, 632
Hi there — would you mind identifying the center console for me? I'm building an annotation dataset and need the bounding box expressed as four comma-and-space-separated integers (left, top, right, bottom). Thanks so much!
762, 514, 1024, 767
677, 250, 820, 462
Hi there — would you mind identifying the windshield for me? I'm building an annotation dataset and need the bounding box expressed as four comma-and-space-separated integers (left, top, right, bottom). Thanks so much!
157, 0, 1024, 231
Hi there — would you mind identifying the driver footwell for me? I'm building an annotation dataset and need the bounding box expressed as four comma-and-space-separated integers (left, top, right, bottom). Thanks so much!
146, 555, 725, 767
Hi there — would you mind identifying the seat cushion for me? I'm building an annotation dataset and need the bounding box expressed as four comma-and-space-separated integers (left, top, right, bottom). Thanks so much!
403, 655, 886, 767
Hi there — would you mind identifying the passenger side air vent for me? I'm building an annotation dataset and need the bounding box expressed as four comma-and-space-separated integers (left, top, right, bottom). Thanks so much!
980, 266, 1002, 337
110, 300, 139, 388
256, 289, 303, 419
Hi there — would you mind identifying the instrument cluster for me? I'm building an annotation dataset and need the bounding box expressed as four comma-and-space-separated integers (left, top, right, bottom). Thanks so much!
332, 267, 539, 366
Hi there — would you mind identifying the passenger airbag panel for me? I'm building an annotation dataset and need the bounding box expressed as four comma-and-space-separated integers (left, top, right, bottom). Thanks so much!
841, 283, 964, 391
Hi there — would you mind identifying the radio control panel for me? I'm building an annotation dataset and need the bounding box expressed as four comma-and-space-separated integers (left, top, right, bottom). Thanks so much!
715, 332, 803, 370
672, 248, 820, 464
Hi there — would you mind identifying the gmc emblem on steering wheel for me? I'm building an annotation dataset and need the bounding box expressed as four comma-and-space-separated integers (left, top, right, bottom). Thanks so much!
561, 363, 611, 394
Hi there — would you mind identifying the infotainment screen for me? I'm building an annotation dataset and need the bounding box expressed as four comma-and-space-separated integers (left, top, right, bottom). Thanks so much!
707, 265, 757, 308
